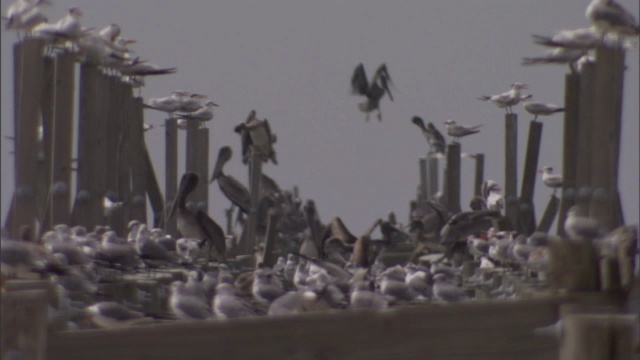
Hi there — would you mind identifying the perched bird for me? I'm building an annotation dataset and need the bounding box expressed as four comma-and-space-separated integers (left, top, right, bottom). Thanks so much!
34, 7, 85, 44
252, 268, 285, 304
433, 273, 467, 302
564, 206, 605, 241
235, 110, 278, 164
521, 97, 564, 121
586, 0, 640, 38
210, 146, 251, 214
350, 63, 394, 121
213, 283, 254, 319
144, 91, 187, 117
268, 290, 318, 316
349, 281, 388, 309
539, 166, 563, 195
169, 281, 211, 320
440, 210, 501, 249
444, 120, 482, 142
482, 180, 504, 212
522, 47, 588, 74
479, 83, 529, 114
179, 93, 208, 113
175, 101, 218, 123
411, 116, 446, 156
120, 58, 176, 77
4, 0, 49, 35
531, 27, 601, 49
86, 302, 149, 329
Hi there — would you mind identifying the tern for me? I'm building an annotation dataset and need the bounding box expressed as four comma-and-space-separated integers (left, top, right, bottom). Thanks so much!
531, 27, 601, 49
444, 120, 482, 143
350, 63, 394, 121
479, 83, 529, 114
538, 166, 563, 195
143, 91, 187, 117
586, 0, 640, 38
522, 47, 588, 74
521, 98, 564, 121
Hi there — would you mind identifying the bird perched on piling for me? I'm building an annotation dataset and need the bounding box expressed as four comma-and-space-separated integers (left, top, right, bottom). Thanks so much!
210, 146, 251, 214
174, 101, 218, 123
4, 0, 50, 37
538, 166, 563, 195
120, 57, 177, 77
86, 302, 150, 329
522, 47, 589, 74
482, 180, 504, 212
350, 63, 394, 121
531, 27, 601, 49
443, 120, 482, 143
143, 91, 187, 117
411, 116, 446, 156
564, 206, 605, 241
479, 83, 529, 114
235, 110, 278, 165
521, 97, 564, 121
586, 0, 640, 38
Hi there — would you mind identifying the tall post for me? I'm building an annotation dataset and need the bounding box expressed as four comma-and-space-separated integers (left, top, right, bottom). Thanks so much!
575, 63, 596, 214
38, 56, 55, 232
143, 146, 164, 228
185, 121, 201, 212
537, 194, 560, 233
240, 150, 263, 255
116, 80, 132, 229
8, 39, 45, 238
504, 114, 518, 231
426, 156, 439, 199
473, 153, 484, 197
105, 74, 124, 233
557, 73, 581, 236
445, 143, 461, 214
589, 46, 625, 231
519, 121, 543, 234
418, 157, 427, 202
129, 97, 147, 224
164, 118, 178, 234
196, 128, 210, 213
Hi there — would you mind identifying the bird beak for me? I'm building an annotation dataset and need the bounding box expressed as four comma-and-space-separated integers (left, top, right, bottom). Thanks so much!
125, 39, 137, 45
212, 103, 219, 107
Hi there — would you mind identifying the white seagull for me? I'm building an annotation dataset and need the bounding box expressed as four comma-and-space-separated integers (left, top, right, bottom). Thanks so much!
478, 83, 529, 114
144, 91, 187, 116
35, 7, 84, 41
521, 97, 565, 121
444, 120, 482, 142
586, 0, 640, 38
175, 101, 218, 122
531, 27, 601, 49
538, 166, 563, 195
522, 47, 588, 74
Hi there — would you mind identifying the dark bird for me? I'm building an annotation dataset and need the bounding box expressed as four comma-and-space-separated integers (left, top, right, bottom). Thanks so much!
351, 63, 394, 121
234, 110, 277, 165
440, 210, 501, 247
411, 116, 446, 156
167, 173, 226, 263
352, 219, 382, 268
210, 146, 251, 214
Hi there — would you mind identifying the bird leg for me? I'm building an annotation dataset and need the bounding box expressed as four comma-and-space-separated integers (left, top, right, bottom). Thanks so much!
377, 109, 382, 122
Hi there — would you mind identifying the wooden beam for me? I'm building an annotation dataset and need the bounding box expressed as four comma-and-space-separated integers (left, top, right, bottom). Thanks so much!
10, 39, 45, 238
260, 208, 280, 268
143, 146, 164, 228
537, 194, 559, 233
504, 114, 518, 231
557, 73, 581, 237
116, 80, 133, 230
240, 150, 263, 255
163, 118, 178, 234
519, 120, 543, 234
473, 153, 484, 197
104, 74, 124, 233
1, 290, 48, 360
196, 128, 210, 213
574, 63, 596, 213
185, 121, 200, 212
562, 314, 638, 360
427, 156, 439, 199
445, 143, 461, 214
38, 56, 55, 232
418, 157, 427, 202
129, 97, 147, 224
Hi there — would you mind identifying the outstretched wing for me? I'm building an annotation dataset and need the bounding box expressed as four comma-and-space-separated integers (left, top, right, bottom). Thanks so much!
351, 63, 369, 96
373, 63, 394, 101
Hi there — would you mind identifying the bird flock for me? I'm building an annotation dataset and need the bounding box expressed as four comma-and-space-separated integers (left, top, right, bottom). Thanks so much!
2, 0, 639, 331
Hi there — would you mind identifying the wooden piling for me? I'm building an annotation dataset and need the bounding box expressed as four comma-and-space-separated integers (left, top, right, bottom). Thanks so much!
519, 121, 543, 234
575, 63, 596, 213
129, 97, 147, 223
427, 156, 439, 199
504, 114, 518, 230
445, 143, 461, 214
143, 147, 164, 228
104, 74, 124, 233
589, 46, 625, 231
196, 128, 210, 213
1, 290, 48, 360
9, 39, 45, 238
260, 209, 280, 268
185, 121, 200, 211
164, 118, 178, 233
562, 314, 638, 360
537, 195, 559, 233
557, 73, 581, 237
116, 80, 133, 229
473, 153, 484, 197
38, 56, 55, 232
418, 157, 427, 202
240, 150, 263, 255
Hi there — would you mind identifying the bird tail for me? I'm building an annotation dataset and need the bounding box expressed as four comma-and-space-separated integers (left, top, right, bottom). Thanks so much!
554, 108, 565, 113
478, 95, 491, 101
521, 57, 544, 66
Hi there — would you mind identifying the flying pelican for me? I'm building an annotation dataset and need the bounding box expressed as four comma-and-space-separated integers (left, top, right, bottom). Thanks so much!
411, 116, 446, 156
521, 97, 564, 121
235, 110, 277, 164
167, 173, 226, 263
479, 83, 529, 114
350, 63, 394, 121
444, 120, 482, 143
538, 166, 563, 195
210, 146, 251, 215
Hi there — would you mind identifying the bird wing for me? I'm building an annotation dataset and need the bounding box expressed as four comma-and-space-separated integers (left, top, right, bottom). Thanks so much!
351, 63, 369, 96
373, 63, 394, 101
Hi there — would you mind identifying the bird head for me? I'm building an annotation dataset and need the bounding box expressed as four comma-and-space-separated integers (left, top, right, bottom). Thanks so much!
511, 83, 528, 90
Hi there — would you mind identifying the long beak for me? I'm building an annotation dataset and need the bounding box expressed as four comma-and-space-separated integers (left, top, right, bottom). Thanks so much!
166, 192, 180, 221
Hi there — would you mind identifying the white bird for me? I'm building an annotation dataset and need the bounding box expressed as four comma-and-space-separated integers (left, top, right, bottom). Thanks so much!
564, 206, 605, 241
169, 281, 211, 320
86, 302, 149, 329
531, 27, 601, 49
5, 0, 35, 23
178, 93, 208, 113
482, 180, 504, 211
586, 0, 640, 38
444, 120, 482, 142
175, 101, 218, 122
538, 166, 563, 194
478, 83, 529, 114
120, 58, 176, 76
98, 23, 120, 43
144, 91, 187, 116
522, 47, 588, 74
521, 98, 565, 121
5, 3, 48, 34
35, 7, 84, 41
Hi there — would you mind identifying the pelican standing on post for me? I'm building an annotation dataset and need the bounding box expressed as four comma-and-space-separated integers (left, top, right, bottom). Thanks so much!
210, 146, 251, 215
167, 173, 226, 263
235, 110, 278, 164
350, 63, 394, 121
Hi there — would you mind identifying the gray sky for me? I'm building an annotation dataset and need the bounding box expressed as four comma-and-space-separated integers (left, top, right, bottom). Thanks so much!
2, 0, 638, 235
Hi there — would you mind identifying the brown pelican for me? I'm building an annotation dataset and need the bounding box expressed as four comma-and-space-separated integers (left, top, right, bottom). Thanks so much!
411, 116, 446, 156
210, 146, 251, 214
350, 63, 394, 121
235, 110, 277, 164
167, 173, 226, 263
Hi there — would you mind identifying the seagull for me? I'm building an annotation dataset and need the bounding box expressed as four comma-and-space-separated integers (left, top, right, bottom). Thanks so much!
169, 281, 211, 320
351, 63, 394, 121
175, 101, 218, 123
120, 58, 177, 77
531, 27, 601, 49
213, 283, 255, 319
433, 273, 467, 302
522, 47, 588, 74
4, 3, 48, 36
349, 281, 388, 309
411, 116, 446, 156
179, 93, 208, 113
98, 23, 120, 43
482, 180, 504, 212
86, 302, 150, 329
564, 206, 605, 241
521, 97, 565, 121
586, 0, 640, 38
443, 120, 482, 142
143, 91, 187, 117
479, 83, 529, 114
35, 7, 84, 42
539, 167, 563, 195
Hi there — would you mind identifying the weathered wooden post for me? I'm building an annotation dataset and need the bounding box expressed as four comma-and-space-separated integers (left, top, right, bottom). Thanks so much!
116, 80, 133, 229
196, 128, 210, 213
562, 314, 638, 360
537, 195, 559, 233
260, 208, 280, 268
445, 143, 461, 214
143, 147, 164, 228
575, 63, 596, 214
129, 97, 147, 223
164, 118, 178, 233
504, 114, 519, 230
557, 72, 581, 236
7, 39, 45, 238
519, 121, 543, 234
104, 74, 125, 233
0, 290, 49, 360
185, 121, 201, 212
473, 153, 484, 197
38, 56, 55, 232
427, 156, 439, 199
240, 150, 263, 255
418, 157, 427, 202
589, 46, 625, 231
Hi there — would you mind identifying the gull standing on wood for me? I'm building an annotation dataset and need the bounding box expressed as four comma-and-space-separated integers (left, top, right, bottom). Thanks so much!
539, 167, 563, 195
564, 206, 605, 241
175, 101, 218, 123
521, 97, 564, 121
478, 83, 529, 114
120, 58, 177, 77
169, 281, 211, 320
444, 120, 482, 143
4, 0, 50, 36
522, 47, 589, 74
531, 27, 601, 49
35, 7, 84, 43
179, 93, 208, 113
144, 91, 187, 117
351, 63, 394, 121
586, 0, 640, 38
86, 302, 149, 329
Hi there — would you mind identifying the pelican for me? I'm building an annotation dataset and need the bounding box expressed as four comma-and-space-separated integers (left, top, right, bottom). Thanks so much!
411, 116, 446, 156
167, 173, 226, 263
479, 83, 529, 114
444, 120, 482, 143
210, 146, 251, 214
235, 110, 277, 164
521, 97, 564, 121
538, 166, 563, 195
351, 63, 394, 121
